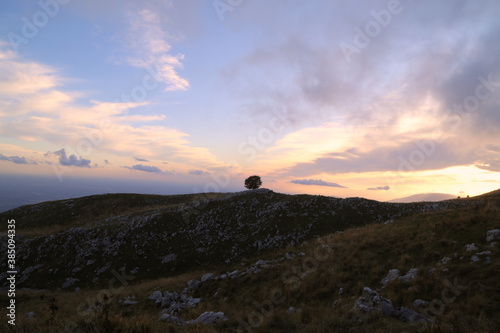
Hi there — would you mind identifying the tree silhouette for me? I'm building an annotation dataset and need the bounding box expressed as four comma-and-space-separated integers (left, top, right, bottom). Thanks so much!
244, 175, 262, 190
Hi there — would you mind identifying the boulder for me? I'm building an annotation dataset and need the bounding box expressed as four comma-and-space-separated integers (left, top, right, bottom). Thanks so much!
149, 290, 162, 301
160, 313, 186, 325
187, 279, 201, 290
399, 268, 418, 283
201, 273, 215, 283
394, 307, 431, 324
412, 299, 429, 309
381, 269, 400, 287
187, 311, 227, 325
465, 243, 478, 252
486, 230, 500, 242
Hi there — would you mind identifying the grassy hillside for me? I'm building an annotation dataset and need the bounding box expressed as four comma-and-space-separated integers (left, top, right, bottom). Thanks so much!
0, 190, 498, 332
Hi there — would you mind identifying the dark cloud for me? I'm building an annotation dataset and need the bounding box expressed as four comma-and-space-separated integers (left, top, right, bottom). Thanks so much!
367, 186, 390, 191
134, 157, 149, 162
475, 159, 500, 172
290, 179, 347, 188
53, 149, 91, 168
104, 160, 110, 165
125, 164, 162, 173
189, 169, 209, 176
286, 140, 480, 176
0, 153, 37, 165
222, 0, 500, 172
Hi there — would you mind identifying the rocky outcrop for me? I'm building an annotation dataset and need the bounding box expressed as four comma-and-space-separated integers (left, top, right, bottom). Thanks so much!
353, 287, 431, 324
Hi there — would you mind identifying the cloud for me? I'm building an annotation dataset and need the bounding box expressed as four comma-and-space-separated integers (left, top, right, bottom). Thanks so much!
367, 186, 390, 191
0, 153, 37, 165
125, 164, 162, 173
124, 8, 189, 91
52, 149, 92, 168
134, 157, 149, 162
285, 140, 479, 177
0, 48, 225, 171
189, 169, 209, 176
290, 179, 347, 188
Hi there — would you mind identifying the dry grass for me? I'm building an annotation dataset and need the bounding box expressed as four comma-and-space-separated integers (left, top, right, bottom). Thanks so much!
1, 197, 499, 332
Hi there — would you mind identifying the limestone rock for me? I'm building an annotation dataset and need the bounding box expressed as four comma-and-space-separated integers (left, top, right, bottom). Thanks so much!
486, 229, 500, 242
399, 268, 418, 283
465, 243, 478, 252
187, 311, 227, 325
381, 269, 400, 287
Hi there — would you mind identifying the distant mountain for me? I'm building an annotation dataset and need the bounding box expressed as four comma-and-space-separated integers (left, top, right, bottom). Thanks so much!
388, 192, 457, 203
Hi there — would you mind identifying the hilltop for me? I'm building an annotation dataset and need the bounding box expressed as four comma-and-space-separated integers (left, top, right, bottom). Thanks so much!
0, 189, 499, 332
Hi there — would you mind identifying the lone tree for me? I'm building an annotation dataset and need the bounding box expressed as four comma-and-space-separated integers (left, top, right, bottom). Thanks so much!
244, 175, 262, 190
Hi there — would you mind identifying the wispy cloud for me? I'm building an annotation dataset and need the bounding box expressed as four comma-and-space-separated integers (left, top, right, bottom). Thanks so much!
125, 9, 189, 91
290, 179, 347, 188
134, 157, 149, 162
367, 186, 390, 191
0, 48, 224, 172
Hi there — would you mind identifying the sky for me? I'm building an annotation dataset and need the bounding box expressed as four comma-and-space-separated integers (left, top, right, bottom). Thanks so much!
1, 0, 500, 206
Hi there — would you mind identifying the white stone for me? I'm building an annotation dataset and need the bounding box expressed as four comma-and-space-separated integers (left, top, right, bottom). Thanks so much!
381, 269, 400, 287
149, 290, 162, 301
188, 311, 227, 324
465, 243, 478, 252
486, 230, 500, 242
399, 268, 418, 283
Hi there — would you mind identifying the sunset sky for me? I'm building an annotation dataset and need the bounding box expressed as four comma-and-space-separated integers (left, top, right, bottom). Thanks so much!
1, 0, 500, 203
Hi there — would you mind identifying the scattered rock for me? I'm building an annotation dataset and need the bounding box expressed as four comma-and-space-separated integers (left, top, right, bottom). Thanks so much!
486, 229, 500, 242
440, 257, 451, 265
187, 279, 201, 290
121, 296, 138, 305
201, 273, 214, 283
399, 268, 418, 283
286, 306, 302, 314
187, 311, 227, 325
162, 253, 177, 264
149, 290, 162, 301
381, 269, 400, 287
228, 270, 240, 279
465, 243, 478, 252
339, 287, 344, 295
27, 311, 35, 319
412, 299, 429, 309
353, 287, 431, 324
471, 255, 480, 262
160, 313, 186, 325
